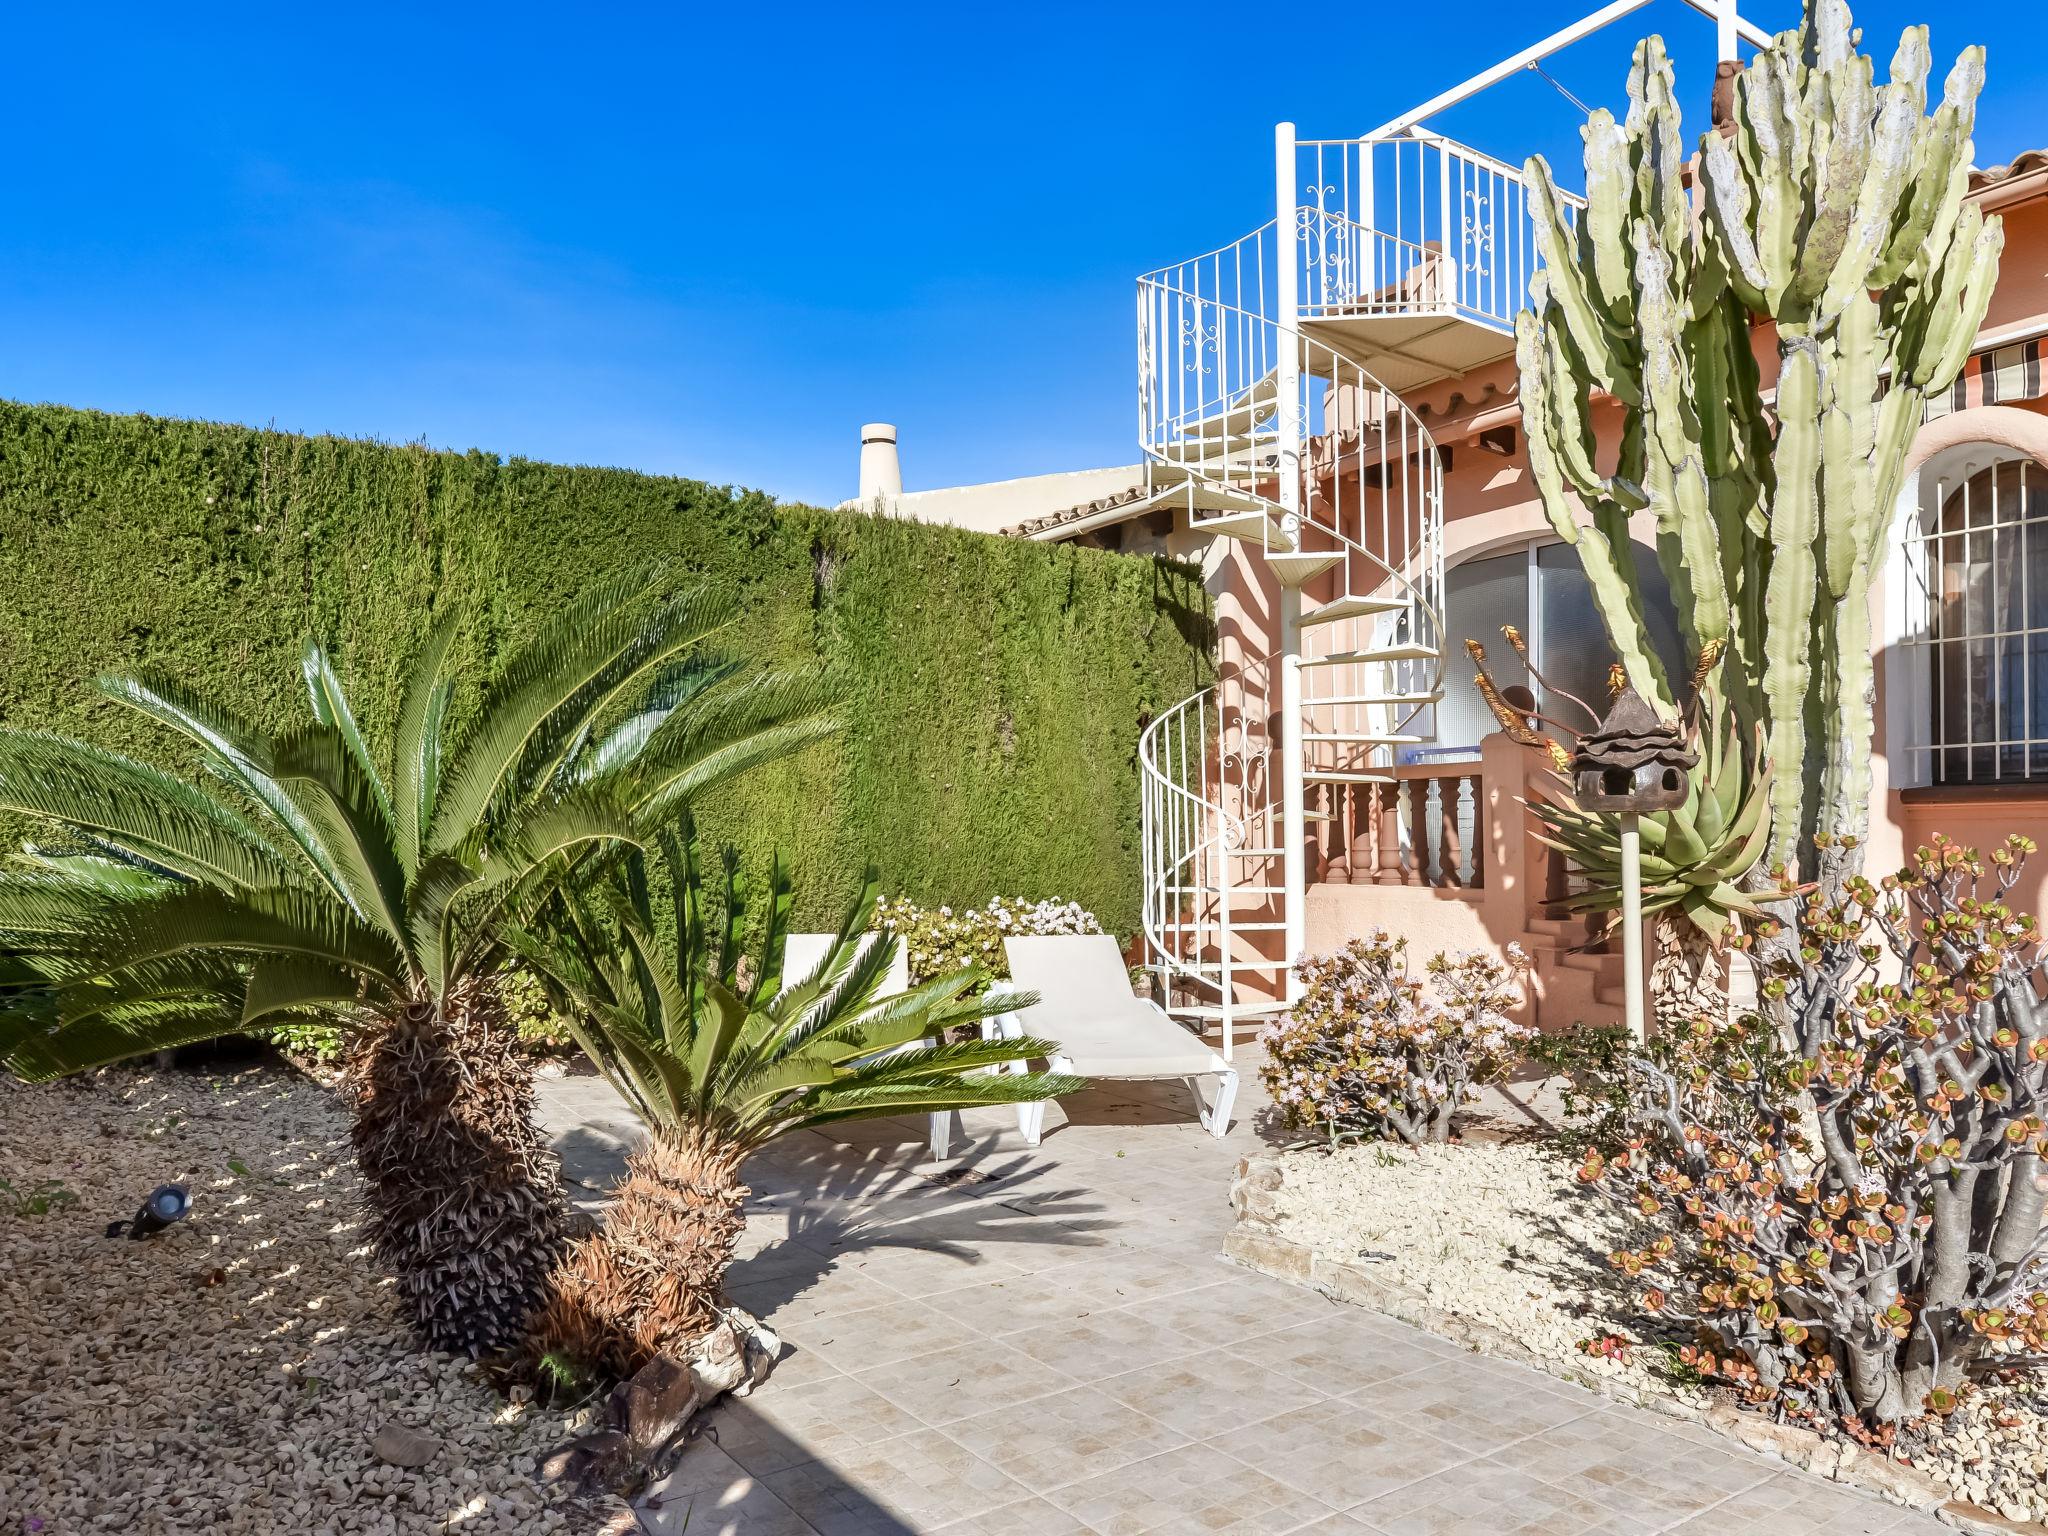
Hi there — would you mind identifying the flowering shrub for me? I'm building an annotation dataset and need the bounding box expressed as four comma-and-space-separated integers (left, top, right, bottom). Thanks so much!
1581, 836, 2048, 1429
1261, 931, 1534, 1145
873, 895, 1105, 987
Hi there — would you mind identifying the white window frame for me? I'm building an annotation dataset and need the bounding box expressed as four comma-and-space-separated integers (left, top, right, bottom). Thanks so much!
1891, 446, 2048, 788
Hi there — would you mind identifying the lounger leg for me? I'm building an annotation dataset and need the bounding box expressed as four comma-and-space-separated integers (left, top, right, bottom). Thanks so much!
993, 1010, 1035, 1141
1201, 1069, 1239, 1139
1025, 1052, 1072, 1146
928, 1109, 957, 1161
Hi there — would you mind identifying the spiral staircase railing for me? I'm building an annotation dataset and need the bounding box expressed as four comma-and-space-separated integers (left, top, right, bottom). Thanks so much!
1135, 214, 1447, 1056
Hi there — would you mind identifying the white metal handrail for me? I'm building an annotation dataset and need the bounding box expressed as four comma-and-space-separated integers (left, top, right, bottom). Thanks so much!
1136, 209, 1447, 1052
1295, 133, 1581, 336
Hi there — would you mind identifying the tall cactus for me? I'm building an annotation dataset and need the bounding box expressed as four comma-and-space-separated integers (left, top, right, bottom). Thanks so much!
1517, 0, 2002, 887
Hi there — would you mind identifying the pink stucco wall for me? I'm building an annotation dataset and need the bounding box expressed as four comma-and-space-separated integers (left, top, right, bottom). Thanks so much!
1191, 172, 2048, 1013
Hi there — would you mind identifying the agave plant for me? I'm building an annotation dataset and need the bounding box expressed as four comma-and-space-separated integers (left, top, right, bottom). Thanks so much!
1469, 633, 1785, 1031
1533, 697, 1780, 1031
0, 569, 837, 1355
513, 824, 1081, 1379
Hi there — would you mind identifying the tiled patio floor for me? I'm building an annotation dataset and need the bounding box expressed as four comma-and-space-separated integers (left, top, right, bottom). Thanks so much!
538, 1055, 1947, 1536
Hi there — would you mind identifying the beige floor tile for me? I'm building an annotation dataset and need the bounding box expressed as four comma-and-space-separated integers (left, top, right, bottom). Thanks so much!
1660, 1470, 1953, 1534
1237, 1315, 1459, 1394
1490, 1409, 1776, 1526
928, 1495, 1092, 1533
638, 1439, 820, 1536
798, 1297, 983, 1371
852, 1340, 1075, 1427
1213, 1401, 1474, 1510
1041, 1442, 1344, 1535
1349, 1457, 1632, 1535
1342, 1355, 1601, 1445
763, 1427, 1026, 1534
709, 1373, 927, 1478
942, 1384, 1190, 1492
1096, 1353, 1330, 1441
1005, 1306, 1206, 1379
1113, 1273, 1339, 1345
727, 1262, 910, 1326
925, 1271, 1103, 1337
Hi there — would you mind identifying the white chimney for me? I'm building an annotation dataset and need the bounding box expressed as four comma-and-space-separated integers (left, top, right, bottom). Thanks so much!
858, 423, 902, 510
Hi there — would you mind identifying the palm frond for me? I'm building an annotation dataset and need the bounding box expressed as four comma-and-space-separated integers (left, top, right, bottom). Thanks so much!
391, 612, 460, 880
2, 998, 251, 1084
271, 726, 411, 957
517, 588, 741, 798
429, 570, 731, 850
571, 654, 743, 785
620, 669, 842, 824
0, 730, 291, 890
243, 954, 364, 1024
100, 672, 350, 900
301, 640, 394, 827
62, 882, 402, 989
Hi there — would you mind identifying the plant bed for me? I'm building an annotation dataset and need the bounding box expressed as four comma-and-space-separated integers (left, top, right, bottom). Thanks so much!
1226, 1142, 2048, 1532
0, 1064, 627, 1535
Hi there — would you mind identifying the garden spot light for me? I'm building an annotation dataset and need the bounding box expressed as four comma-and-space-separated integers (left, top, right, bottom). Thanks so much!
105, 1182, 191, 1240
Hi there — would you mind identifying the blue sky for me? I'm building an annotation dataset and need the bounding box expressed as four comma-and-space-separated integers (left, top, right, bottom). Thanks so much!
3, 1, 2042, 508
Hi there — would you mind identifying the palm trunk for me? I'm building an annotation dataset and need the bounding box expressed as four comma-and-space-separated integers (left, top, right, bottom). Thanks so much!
530, 1124, 748, 1381
1649, 915, 1728, 1035
347, 977, 568, 1357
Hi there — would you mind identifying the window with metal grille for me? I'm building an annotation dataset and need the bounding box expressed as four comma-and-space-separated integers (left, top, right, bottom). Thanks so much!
1901, 454, 2048, 785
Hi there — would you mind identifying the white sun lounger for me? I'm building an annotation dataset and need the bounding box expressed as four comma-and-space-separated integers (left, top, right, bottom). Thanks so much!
781, 933, 1023, 1161
1002, 934, 1239, 1140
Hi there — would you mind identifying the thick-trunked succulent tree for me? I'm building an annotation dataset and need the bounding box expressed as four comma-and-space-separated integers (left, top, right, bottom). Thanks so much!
1583, 838, 2048, 1426
1517, 0, 2002, 903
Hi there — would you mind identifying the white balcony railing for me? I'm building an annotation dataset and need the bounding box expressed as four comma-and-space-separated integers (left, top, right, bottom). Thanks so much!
1296, 132, 1580, 334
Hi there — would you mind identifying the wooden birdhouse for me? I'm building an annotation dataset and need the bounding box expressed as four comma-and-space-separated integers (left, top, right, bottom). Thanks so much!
1571, 687, 1696, 813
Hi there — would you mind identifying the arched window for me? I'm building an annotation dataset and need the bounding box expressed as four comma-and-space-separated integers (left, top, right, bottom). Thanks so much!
1920, 457, 2048, 783
1432, 537, 1686, 757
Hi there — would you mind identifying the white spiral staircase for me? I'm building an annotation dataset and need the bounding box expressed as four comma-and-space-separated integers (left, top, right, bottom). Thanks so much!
1137, 124, 1573, 1055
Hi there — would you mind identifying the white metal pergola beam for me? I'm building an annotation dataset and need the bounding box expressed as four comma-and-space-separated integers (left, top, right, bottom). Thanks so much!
1366, 0, 1775, 140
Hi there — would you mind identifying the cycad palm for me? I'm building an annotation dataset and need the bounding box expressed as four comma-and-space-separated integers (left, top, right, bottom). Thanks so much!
0, 569, 837, 1354
513, 826, 1079, 1378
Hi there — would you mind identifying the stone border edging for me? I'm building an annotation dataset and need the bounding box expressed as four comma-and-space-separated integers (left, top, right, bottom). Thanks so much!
1223, 1154, 2045, 1536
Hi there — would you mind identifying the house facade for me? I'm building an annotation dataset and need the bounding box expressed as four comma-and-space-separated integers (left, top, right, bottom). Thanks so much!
852, 10, 2048, 1046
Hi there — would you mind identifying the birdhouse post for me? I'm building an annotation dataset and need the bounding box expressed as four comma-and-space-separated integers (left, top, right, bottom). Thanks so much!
1570, 688, 1698, 1041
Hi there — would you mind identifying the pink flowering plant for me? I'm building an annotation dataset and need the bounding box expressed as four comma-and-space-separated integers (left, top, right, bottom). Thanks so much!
1580, 836, 2048, 1431
1261, 930, 1535, 1145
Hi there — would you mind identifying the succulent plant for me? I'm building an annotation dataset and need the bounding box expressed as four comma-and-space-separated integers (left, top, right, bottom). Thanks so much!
1516, 0, 2003, 889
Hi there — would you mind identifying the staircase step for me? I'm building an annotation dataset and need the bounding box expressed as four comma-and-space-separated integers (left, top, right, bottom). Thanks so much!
1303, 770, 1397, 785
1265, 551, 1346, 584
1177, 371, 1278, 438
1298, 644, 1439, 667
1191, 508, 1294, 550
1166, 958, 1293, 972
1183, 482, 1276, 514
1304, 690, 1443, 707
1171, 1002, 1292, 1021
1302, 732, 1425, 745
1229, 845, 1284, 857
1301, 594, 1409, 627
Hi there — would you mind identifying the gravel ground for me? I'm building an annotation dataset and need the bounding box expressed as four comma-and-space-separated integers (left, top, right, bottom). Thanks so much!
0, 1063, 626, 1536
1264, 1137, 2048, 1526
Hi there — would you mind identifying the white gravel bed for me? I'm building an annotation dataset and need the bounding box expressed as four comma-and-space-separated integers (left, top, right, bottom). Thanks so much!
1263, 1137, 2048, 1526
0, 1064, 625, 1536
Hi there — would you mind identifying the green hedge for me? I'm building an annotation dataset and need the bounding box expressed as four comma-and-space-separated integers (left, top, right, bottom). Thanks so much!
0, 401, 1213, 932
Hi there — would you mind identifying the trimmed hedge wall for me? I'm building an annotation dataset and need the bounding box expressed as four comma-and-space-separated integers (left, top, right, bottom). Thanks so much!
0, 402, 1213, 932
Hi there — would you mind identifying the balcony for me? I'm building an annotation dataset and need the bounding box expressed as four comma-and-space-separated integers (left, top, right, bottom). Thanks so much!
1292, 131, 1582, 393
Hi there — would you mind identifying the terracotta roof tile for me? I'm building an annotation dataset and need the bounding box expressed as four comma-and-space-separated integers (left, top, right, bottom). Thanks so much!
1970, 150, 2048, 192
